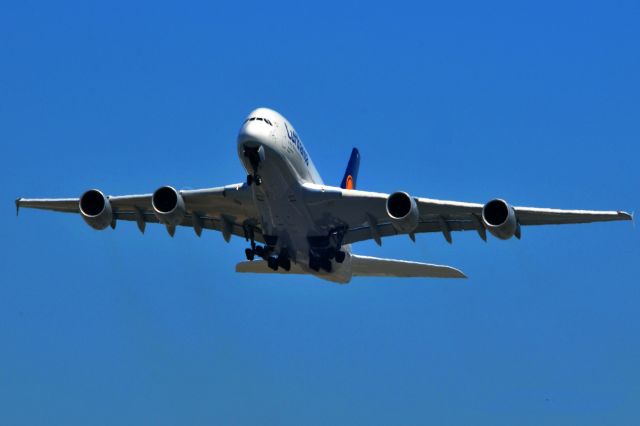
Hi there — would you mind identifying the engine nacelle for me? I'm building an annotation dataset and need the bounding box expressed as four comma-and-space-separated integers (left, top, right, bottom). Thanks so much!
386, 191, 419, 233
79, 189, 113, 230
152, 186, 185, 227
482, 198, 518, 240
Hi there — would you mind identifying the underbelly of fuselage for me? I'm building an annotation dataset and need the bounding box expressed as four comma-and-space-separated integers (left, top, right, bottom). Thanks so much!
238, 143, 352, 283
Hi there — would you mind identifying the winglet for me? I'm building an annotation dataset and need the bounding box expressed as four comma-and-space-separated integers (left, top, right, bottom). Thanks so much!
620, 210, 633, 221
340, 148, 360, 190
15, 198, 21, 216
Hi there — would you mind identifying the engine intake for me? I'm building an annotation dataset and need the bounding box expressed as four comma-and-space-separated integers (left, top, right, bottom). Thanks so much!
482, 199, 518, 240
386, 191, 419, 233
79, 189, 112, 230
152, 186, 185, 227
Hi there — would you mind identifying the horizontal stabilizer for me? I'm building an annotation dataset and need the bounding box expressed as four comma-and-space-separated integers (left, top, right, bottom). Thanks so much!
235, 260, 306, 275
351, 254, 466, 279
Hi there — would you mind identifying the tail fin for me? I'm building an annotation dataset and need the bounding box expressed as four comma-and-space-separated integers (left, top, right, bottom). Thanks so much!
350, 254, 467, 279
340, 148, 360, 190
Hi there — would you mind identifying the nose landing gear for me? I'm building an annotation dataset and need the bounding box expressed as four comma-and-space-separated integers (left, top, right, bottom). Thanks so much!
243, 145, 264, 186
246, 174, 262, 186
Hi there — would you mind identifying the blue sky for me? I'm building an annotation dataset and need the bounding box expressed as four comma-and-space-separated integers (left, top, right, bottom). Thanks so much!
1, 1, 639, 424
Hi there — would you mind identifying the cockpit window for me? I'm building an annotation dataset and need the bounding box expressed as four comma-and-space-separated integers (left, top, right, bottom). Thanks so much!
243, 117, 273, 126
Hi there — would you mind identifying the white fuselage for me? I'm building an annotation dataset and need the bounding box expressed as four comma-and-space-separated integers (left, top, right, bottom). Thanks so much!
236, 107, 353, 283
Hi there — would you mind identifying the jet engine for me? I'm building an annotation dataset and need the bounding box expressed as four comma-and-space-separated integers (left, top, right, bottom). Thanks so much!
481, 199, 518, 240
152, 186, 185, 227
79, 189, 113, 230
386, 191, 419, 233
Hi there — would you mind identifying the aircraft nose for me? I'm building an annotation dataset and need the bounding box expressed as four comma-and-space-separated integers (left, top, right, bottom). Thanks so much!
238, 121, 270, 147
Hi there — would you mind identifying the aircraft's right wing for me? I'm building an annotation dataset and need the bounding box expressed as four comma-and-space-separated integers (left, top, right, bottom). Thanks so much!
16, 183, 262, 241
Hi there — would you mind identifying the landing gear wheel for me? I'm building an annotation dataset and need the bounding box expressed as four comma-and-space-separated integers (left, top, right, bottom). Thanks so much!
335, 250, 346, 263
254, 174, 263, 186
267, 256, 279, 271
246, 174, 253, 186
321, 258, 332, 273
278, 256, 291, 271
245, 248, 255, 261
309, 257, 320, 272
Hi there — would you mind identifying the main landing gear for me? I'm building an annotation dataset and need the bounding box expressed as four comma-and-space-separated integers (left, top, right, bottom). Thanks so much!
267, 252, 291, 272
309, 256, 331, 273
243, 230, 290, 272
308, 250, 345, 273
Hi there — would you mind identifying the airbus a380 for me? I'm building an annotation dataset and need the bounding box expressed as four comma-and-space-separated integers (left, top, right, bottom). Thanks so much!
16, 108, 632, 283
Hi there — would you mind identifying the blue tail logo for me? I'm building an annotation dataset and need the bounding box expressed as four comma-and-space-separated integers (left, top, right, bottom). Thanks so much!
340, 148, 360, 190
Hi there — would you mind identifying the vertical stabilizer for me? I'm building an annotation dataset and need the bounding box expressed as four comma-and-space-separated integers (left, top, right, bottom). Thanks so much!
340, 148, 360, 189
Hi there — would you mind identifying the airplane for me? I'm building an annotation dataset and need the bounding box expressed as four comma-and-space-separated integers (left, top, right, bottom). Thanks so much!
16, 107, 632, 283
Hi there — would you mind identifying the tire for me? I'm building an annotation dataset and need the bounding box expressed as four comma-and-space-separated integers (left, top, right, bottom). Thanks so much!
278, 257, 291, 271
267, 257, 279, 271
321, 259, 332, 273
335, 250, 346, 263
245, 248, 254, 261
309, 257, 320, 272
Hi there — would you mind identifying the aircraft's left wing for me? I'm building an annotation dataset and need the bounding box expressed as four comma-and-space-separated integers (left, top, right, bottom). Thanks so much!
301, 183, 632, 245
16, 184, 263, 242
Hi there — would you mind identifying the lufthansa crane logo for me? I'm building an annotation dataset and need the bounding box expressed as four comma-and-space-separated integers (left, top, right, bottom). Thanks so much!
345, 175, 354, 189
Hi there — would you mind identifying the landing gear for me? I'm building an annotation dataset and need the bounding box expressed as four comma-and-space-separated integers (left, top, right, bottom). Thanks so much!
278, 256, 291, 271
277, 248, 291, 271
309, 256, 331, 273
243, 145, 264, 186
246, 174, 262, 186
266, 249, 291, 272
321, 258, 332, 272
245, 226, 261, 261
267, 256, 279, 271
335, 250, 346, 263
245, 248, 255, 261
309, 256, 320, 272
243, 227, 290, 271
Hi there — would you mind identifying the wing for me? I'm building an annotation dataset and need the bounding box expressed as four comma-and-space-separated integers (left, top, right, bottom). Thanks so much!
301, 183, 632, 245
16, 183, 263, 242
